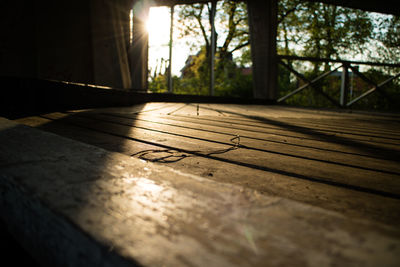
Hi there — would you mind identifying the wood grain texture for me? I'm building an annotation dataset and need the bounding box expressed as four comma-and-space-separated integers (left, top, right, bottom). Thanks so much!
14, 104, 400, 227
1, 117, 400, 267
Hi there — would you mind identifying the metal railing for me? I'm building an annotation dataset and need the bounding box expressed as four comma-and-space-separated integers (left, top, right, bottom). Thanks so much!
277, 55, 400, 107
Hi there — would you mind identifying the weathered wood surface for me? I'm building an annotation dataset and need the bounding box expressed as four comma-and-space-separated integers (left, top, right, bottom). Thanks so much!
1, 116, 400, 266
15, 103, 400, 226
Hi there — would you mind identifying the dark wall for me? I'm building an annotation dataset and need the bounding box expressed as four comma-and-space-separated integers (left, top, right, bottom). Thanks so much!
307, 0, 400, 16
0, 1, 38, 78
0, 0, 94, 84
35, 0, 94, 83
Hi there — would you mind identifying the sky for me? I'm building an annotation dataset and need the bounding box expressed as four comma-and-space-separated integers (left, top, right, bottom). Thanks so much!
146, 4, 248, 78
147, 7, 191, 77
145, 5, 396, 78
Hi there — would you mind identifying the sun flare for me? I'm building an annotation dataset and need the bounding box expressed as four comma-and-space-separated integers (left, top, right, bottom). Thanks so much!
145, 6, 195, 76
146, 7, 171, 43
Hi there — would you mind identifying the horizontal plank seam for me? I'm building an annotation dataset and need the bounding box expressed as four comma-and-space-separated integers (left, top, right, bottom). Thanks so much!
66, 113, 400, 176
39, 115, 400, 200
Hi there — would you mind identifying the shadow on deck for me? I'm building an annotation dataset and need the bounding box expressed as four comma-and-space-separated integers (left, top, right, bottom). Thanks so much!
1, 91, 400, 266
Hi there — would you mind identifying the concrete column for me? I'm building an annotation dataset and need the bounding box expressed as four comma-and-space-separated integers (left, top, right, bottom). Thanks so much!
129, 0, 150, 91
247, 0, 278, 100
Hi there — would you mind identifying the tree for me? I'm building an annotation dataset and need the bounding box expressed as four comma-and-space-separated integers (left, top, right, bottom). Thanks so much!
149, 0, 398, 109
173, 0, 252, 96
372, 15, 400, 67
278, 0, 374, 72
275, 1, 398, 110
176, 1, 249, 62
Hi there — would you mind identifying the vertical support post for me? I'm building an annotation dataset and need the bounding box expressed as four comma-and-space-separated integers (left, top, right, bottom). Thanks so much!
340, 63, 349, 107
130, 0, 149, 91
247, 0, 278, 101
90, 0, 133, 88
209, 0, 217, 96
110, 2, 132, 89
168, 5, 174, 93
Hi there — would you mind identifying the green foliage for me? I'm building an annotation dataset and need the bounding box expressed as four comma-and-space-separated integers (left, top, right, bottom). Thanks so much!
277, 0, 399, 110
371, 16, 400, 65
150, 0, 252, 98
349, 68, 400, 111
170, 45, 253, 97
148, 74, 168, 93
278, 0, 374, 68
214, 56, 253, 98
148, 0, 399, 111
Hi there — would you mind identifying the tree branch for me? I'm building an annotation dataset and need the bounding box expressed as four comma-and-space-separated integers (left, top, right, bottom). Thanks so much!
221, 3, 237, 55
229, 41, 250, 53
278, 6, 298, 24
194, 5, 209, 49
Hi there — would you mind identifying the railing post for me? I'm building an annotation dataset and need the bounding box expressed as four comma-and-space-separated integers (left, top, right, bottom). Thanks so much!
209, 0, 217, 96
130, 2, 149, 91
248, 0, 278, 100
340, 63, 349, 107
167, 5, 174, 93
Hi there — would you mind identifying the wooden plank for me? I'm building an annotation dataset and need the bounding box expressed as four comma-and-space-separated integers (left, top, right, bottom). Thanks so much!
98, 102, 400, 145
226, 116, 400, 141
95, 112, 400, 174
90, 102, 187, 115
280, 116, 400, 133
172, 105, 400, 146
192, 104, 400, 131
171, 108, 400, 135
76, 111, 400, 172
137, 113, 397, 159
15, 115, 400, 227
158, 103, 229, 116
214, 115, 400, 139
196, 104, 400, 121
37, 112, 400, 199
2, 117, 400, 267
146, 110, 400, 142
161, 103, 400, 135
24, 104, 397, 178
160, 114, 400, 155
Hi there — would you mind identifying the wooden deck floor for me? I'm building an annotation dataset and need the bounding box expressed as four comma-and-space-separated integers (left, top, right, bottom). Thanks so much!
15, 103, 400, 227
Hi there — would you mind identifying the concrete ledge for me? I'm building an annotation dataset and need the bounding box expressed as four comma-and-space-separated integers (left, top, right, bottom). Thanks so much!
1, 118, 400, 266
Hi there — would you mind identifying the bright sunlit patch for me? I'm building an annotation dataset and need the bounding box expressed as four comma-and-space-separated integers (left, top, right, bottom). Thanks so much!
146, 6, 187, 76
122, 174, 163, 194
122, 175, 167, 207
135, 178, 164, 194
129, 9, 133, 44
146, 7, 171, 44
